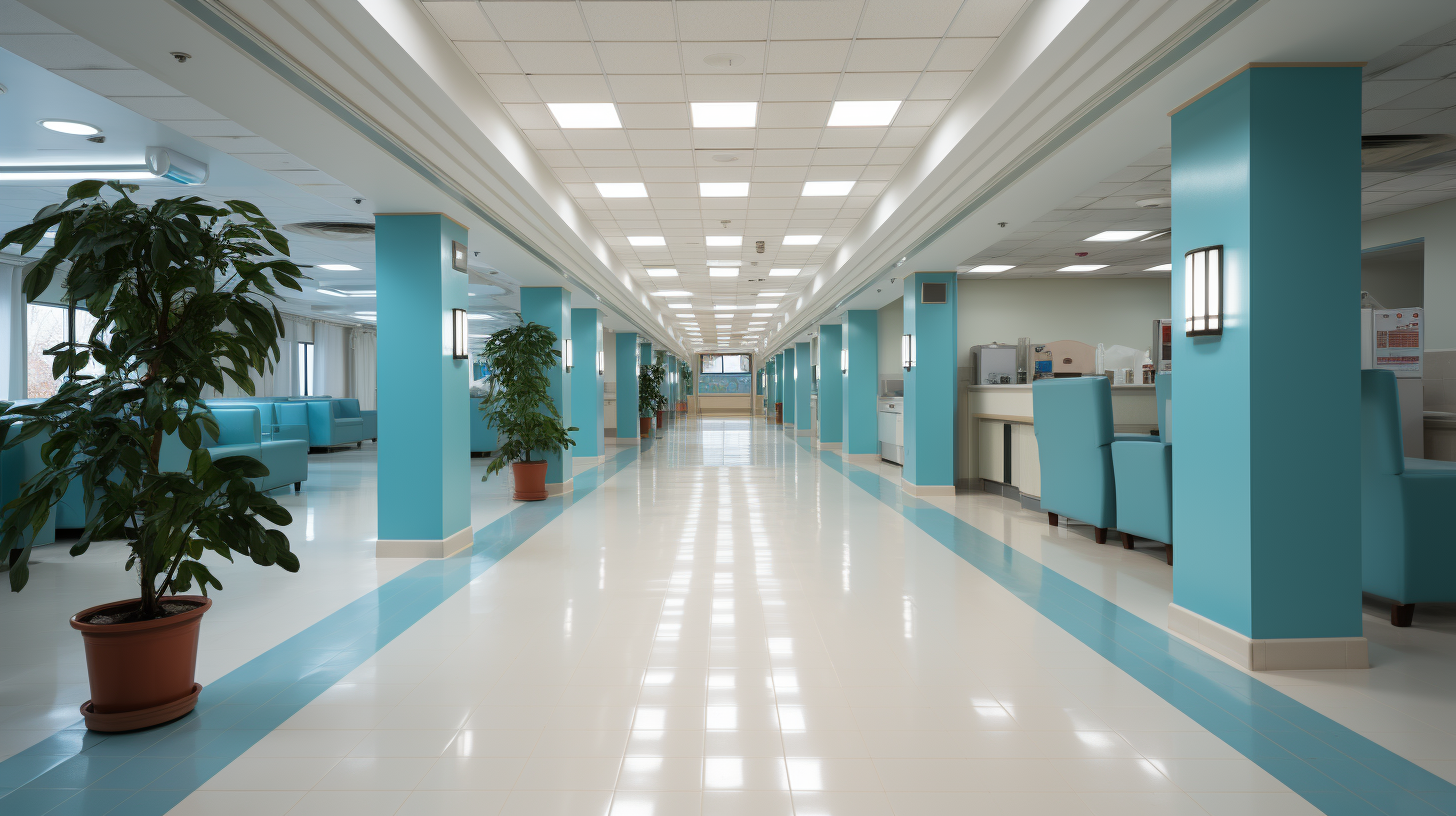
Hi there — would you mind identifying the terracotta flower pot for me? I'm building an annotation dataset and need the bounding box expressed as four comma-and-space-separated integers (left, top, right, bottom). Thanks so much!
640, 417, 651, 437
512, 460, 549, 501
656, 410, 665, 428
70, 595, 212, 732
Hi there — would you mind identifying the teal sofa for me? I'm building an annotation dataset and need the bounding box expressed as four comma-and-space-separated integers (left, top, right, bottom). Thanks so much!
2, 422, 57, 550
292, 398, 374, 449
1361, 368, 1456, 627
160, 406, 307, 493
206, 399, 309, 444
1111, 373, 1173, 564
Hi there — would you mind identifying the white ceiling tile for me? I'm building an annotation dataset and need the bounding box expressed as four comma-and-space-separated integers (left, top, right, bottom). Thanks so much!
628, 129, 693, 150
750, 182, 804, 198
846, 39, 939, 73
685, 74, 763, 102
912, 71, 970, 99
836, 72, 919, 100
564, 182, 601, 197
818, 126, 887, 147
1380, 78, 1456, 110
695, 166, 752, 181
577, 150, 639, 167
1397, 108, 1456, 134
595, 41, 683, 74
539, 149, 582, 167
504, 103, 554, 129
618, 103, 691, 129
424, 2, 498, 40
763, 73, 839, 102
894, 99, 948, 126
530, 74, 613, 102
806, 165, 864, 181
676, 1, 772, 41
871, 146, 914, 164
1362, 80, 1437, 110
851, 181, 888, 197
109, 96, 225, 120
159, 119, 257, 138
812, 147, 875, 165
882, 126, 928, 147
554, 168, 593, 183
948, 0, 1026, 36
608, 73, 687, 102
457, 41, 518, 73
508, 42, 600, 74
681, 42, 768, 74
692, 129, 757, 150
643, 168, 699, 182
756, 128, 823, 149
1362, 108, 1441, 133
647, 183, 702, 198
0, 34, 130, 70
481, 2, 590, 40
769, 0, 865, 39
637, 150, 696, 167
928, 38, 995, 71
765, 40, 852, 73
563, 129, 632, 150
859, 0, 962, 38
751, 166, 811, 182
761, 101, 832, 128
586, 168, 645, 182
581, 1, 678, 41
51, 69, 182, 97
480, 73, 540, 102
606, 198, 655, 210
524, 129, 571, 150
1379, 45, 1456, 82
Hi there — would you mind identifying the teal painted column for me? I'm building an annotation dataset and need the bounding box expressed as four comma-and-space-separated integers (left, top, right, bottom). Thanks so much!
765, 360, 775, 421
520, 287, 572, 494
818, 324, 843, 447
665, 354, 676, 414
374, 213, 471, 558
844, 311, 879, 458
794, 342, 811, 437
902, 272, 957, 494
570, 308, 603, 461
772, 353, 784, 422
615, 332, 639, 439
782, 347, 796, 429
1171, 66, 1363, 655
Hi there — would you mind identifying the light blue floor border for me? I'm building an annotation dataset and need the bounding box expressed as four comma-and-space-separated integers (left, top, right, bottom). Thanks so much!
817, 447, 1456, 816
0, 443, 645, 816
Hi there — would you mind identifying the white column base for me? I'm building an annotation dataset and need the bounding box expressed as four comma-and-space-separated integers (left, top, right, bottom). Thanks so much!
815, 441, 842, 450
1168, 603, 1368, 671
546, 479, 574, 497
376, 526, 473, 559
794, 428, 811, 437
610, 436, 640, 445
901, 479, 956, 497
843, 452, 881, 465
783, 423, 796, 430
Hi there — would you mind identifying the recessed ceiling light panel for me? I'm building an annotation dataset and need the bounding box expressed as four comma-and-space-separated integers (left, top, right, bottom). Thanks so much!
1058, 264, 1109, 272
547, 103, 622, 129
1145, 263, 1173, 271
803, 181, 854, 196
827, 100, 900, 127
316, 263, 362, 271
782, 235, 821, 245
769, 268, 800, 276
706, 236, 742, 246
969, 264, 1015, 273
1085, 230, 1151, 242
652, 290, 692, 296
691, 102, 757, 128
628, 236, 666, 246
596, 182, 648, 198
709, 269, 739, 277
39, 119, 101, 136
706, 259, 742, 266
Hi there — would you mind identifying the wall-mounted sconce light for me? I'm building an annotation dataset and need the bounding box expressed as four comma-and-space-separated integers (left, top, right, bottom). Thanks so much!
840, 347, 848, 373
597, 350, 605, 375
564, 338, 574, 372
452, 309, 468, 359
1184, 245, 1223, 337
902, 334, 915, 370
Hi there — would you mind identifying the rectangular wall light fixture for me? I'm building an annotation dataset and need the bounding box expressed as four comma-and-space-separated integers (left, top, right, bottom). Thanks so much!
564, 338, 574, 372
840, 347, 848, 373
1185, 245, 1223, 337
902, 334, 915, 370
452, 309, 468, 360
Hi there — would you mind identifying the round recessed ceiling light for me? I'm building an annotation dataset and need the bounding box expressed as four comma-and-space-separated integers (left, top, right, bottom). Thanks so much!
1136, 197, 1170, 208
39, 119, 101, 136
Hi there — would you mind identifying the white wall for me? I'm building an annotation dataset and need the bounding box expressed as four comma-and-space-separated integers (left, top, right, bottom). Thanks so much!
1362, 197, 1456, 351
957, 278, 1172, 367
603, 330, 617, 385
877, 297, 903, 389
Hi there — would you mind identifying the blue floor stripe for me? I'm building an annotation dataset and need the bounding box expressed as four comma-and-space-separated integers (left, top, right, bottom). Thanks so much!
818, 449, 1456, 816
0, 443, 644, 816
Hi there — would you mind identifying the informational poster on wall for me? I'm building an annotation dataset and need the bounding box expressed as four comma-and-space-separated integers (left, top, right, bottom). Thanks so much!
1372, 309, 1423, 378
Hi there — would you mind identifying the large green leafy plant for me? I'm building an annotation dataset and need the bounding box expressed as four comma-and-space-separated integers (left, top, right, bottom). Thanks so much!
477, 320, 577, 479
638, 362, 665, 418
0, 181, 303, 618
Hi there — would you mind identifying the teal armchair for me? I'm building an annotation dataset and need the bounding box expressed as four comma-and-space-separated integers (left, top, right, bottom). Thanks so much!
2, 421, 57, 551
1033, 377, 1119, 543
1361, 368, 1456, 626
1111, 373, 1173, 564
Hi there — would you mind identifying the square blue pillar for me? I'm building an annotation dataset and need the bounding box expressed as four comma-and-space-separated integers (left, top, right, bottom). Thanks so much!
570, 308, 604, 462
520, 287, 572, 494
665, 354, 676, 413
772, 353, 783, 423
375, 213, 471, 558
765, 360, 776, 421
1169, 65, 1364, 669
615, 332, 639, 440
818, 325, 843, 447
844, 310, 879, 460
794, 342, 812, 437
782, 347, 796, 428
902, 272, 957, 495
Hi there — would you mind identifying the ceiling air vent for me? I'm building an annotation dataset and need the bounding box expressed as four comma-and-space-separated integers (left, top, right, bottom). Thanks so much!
1362, 134, 1456, 172
281, 221, 375, 241
922, 282, 948, 304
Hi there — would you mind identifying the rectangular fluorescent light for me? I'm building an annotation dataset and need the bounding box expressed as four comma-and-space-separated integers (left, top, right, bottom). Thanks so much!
1145, 263, 1173, 271
706, 259, 742, 266
0, 164, 155, 181
969, 264, 1015, 273
782, 235, 821, 245
652, 290, 692, 296
827, 100, 900, 127
758, 291, 786, 296
628, 236, 666, 246
548, 102, 622, 129
700, 182, 749, 197
713, 305, 737, 310
680, 318, 698, 322
752, 313, 772, 317
709, 269, 739, 277
646, 268, 678, 277
316, 263, 361, 271
596, 182, 648, 198
467, 314, 494, 320
668, 303, 692, 308
769, 269, 800, 276
754, 303, 778, 308
317, 288, 375, 298
803, 181, 855, 196
691, 102, 757, 128
1086, 230, 1152, 241
1058, 264, 1108, 272
706, 236, 743, 246
749, 321, 767, 325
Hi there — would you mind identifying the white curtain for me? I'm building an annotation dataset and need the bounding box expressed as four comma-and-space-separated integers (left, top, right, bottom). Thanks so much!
278, 316, 312, 397
0, 260, 27, 400
313, 322, 347, 398
351, 328, 377, 409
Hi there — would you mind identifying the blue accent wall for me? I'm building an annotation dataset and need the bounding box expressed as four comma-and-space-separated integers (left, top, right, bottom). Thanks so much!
1171, 66, 1362, 639
844, 311, 879, 455
818, 324, 843, 444
795, 342, 811, 434
782, 347, 796, 425
903, 272, 957, 487
615, 332, 639, 437
520, 288, 572, 487
569, 308, 603, 457
375, 214, 470, 542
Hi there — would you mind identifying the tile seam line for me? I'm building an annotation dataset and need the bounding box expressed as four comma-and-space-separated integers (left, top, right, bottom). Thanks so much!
0, 444, 644, 814
813, 448, 1455, 815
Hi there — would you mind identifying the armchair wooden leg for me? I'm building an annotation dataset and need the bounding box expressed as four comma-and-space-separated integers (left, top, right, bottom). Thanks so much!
294, 481, 302, 492
1165, 544, 1173, 566
1392, 603, 1415, 627
1094, 527, 1107, 544
1120, 532, 1134, 550
1047, 512, 1059, 527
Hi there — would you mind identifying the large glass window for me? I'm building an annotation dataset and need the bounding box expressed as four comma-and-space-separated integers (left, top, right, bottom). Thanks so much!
26, 303, 101, 398
700, 354, 749, 374
297, 342, 314, 396
699, 353, 751, 393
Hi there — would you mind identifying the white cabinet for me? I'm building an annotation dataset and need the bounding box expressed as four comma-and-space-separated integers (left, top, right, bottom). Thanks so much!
976, 418, 1041, 498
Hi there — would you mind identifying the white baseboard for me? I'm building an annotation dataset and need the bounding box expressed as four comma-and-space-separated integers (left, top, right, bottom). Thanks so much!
783, 423, 795, 430
1167, 603, 1368, 671
843, 453, 881, 465
816, 441, 842, 450
546, 479, 574, 497
376, 526, 473, 559
901, 479, 955, 497
795, 429, 811, 437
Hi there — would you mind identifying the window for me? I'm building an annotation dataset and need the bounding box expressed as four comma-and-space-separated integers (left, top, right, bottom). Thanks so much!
700, 353, 749, 374
297, 342, 314, 396
699, 353, 751, 393
26, 303, 102, 398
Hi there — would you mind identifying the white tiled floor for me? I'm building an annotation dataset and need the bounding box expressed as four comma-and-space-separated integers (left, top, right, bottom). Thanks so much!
5, 418, 1456, 815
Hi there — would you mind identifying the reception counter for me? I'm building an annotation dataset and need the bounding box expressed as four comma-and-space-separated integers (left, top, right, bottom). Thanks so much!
964, 383, 1158, 499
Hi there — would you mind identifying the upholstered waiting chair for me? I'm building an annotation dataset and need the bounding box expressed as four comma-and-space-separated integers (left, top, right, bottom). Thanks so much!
1361, 368, 1456, 626
1111, 373, 1173, 564
1033, 377, 1119, 543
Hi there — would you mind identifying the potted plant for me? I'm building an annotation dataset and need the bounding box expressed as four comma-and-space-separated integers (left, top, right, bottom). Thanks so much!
0, 181, 303, 732
639, 362, 665, 435
477, 320, 576, 500
677, 363, 691, 413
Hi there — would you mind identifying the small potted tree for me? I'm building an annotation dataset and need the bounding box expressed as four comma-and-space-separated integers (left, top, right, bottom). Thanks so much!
477, 320, 576, 500
0, 181, 303, 731
639, 362, 665, 435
